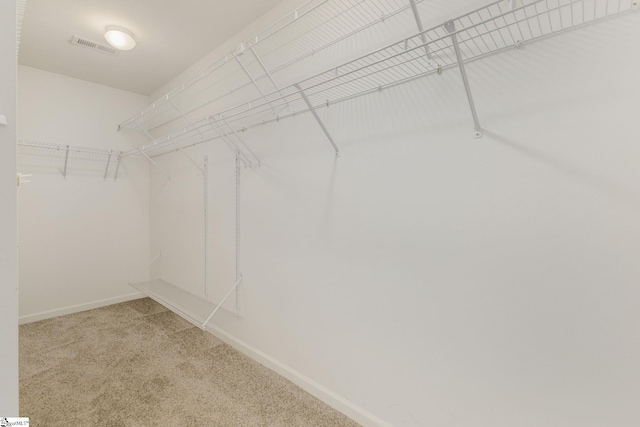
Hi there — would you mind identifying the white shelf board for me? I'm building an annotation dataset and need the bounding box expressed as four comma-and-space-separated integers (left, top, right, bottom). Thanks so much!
130, 279, 219, 330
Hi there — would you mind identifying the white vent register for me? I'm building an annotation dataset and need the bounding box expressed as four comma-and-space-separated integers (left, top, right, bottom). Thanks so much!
70, 35, 119, 56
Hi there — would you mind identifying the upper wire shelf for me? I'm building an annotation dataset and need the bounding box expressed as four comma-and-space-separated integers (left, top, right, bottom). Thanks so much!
18, 139, 124, 180
119, 0, 423, 141
123, 0, 636, 160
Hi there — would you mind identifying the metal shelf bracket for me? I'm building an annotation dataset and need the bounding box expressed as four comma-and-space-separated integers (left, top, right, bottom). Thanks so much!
294, 83, 340, 157
63, 145, 70, 178
444, 20, 483, 139
409, 0, 435, 66
103, 150, 113, 180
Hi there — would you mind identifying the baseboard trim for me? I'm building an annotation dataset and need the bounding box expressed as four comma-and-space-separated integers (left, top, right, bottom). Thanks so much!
18, 292, 144, 324
206, 324, 393, 427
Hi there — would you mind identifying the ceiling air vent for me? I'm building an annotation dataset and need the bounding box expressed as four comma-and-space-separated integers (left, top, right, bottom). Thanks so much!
70, 35, 120, 56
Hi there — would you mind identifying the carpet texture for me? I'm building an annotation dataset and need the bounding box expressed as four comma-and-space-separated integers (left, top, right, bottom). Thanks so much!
19, 298, 361, 426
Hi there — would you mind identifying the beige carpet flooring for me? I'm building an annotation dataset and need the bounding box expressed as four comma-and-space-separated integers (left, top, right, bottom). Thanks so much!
19, 298, 360, 427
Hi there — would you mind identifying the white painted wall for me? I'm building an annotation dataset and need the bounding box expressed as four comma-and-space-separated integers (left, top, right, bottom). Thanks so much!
0, 0, 19, 416
17, 66, 150, 323
149, 1, 640, 426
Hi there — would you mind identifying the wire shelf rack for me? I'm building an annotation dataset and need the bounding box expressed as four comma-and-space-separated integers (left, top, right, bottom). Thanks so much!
118, 0, 423, 143
123, 0, 636, 160
18, 139, 124, 180
251, 0, 422, 74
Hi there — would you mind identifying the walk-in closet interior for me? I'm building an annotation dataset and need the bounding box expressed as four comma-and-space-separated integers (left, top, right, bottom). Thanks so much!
2, 0, 639, 425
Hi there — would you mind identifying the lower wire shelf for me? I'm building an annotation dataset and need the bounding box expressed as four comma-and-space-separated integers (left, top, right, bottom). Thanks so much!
130, 278, 240, 330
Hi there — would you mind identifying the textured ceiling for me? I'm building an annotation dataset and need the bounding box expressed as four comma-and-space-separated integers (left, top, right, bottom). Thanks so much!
18, 0, 286, 95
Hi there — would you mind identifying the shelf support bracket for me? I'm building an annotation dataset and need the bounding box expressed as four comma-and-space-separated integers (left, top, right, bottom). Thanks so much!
114, 152, 122, 182
145, 102, 205, 174
249, 47, 280, 93
236, 56, 278, 116
409, 0, 433, 62
129, 252, 162, 285
220, 116, 261, 166
122, 126, 171, 180
202, 275, 243, 328
209, 118, 253, 167
444, 20, 483, 138
249, 47, 291, 110
294, 83, 340, 157
62, 145, 70, 178
104, 150, 113, 181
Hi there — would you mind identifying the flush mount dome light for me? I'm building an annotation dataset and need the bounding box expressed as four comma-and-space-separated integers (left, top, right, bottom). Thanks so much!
104, 26, 136, 50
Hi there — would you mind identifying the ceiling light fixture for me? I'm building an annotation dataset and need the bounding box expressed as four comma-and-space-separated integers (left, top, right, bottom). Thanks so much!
104, 26, 136, 51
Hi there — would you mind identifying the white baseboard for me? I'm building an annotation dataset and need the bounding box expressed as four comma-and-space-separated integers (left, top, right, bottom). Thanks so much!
18, 292, 144, 325
205, 324, 393, 427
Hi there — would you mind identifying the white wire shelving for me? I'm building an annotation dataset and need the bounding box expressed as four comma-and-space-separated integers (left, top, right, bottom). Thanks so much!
119, 0, 423, 150
120, 0, 637, 164
17, 139, 124, 180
